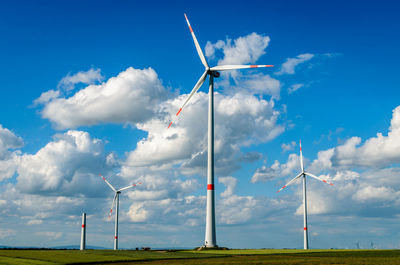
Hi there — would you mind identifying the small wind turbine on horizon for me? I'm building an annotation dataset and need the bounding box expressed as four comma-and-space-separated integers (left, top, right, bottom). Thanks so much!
168, 13, 273, 248
99, 174, 141, 250
277, 141, 333, 250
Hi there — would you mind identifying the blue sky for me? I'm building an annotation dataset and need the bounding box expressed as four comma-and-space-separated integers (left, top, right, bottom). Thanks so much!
0, 0, 400, 249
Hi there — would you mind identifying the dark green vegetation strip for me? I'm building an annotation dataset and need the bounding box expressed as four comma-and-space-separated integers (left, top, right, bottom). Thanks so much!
0, 249, 399, 265
0, 249, 226, 264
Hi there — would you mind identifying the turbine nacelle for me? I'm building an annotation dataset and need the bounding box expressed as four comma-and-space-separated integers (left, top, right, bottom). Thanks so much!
210, 71, 220, 78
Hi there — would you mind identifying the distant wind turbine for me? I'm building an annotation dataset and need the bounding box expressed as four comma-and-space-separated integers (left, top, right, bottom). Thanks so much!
168, 14, 273, 248
99, 174, 141, 250
277, 141, 333, 249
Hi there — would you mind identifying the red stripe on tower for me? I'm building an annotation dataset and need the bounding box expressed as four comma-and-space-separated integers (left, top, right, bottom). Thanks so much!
304, 227, 307, 231
115, 236, 118, 239
207, 184, 214, 190
168, 121, 173, 128
250, 65, 258, 68
176, 108, 182, 116
189, 26, 193, 33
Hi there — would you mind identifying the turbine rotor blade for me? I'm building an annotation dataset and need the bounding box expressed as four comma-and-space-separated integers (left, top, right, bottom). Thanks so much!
99, 174, 117, 192
168, 70, 207, 128
118, 182, 142, 192
277, 173, 303, 193
210, 64, 274, 71
108, 193, 117, 219
184, 13, 209, 69
305, 172, 334, 186
300, 140, 304, 172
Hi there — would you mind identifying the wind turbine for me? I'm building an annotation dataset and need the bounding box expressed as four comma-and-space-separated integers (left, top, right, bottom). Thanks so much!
168, 14, 273, 248
99, 174, 141, 250
277, 141, 333, 250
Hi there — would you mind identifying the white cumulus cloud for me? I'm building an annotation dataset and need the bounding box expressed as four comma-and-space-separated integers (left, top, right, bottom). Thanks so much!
275, 53, 314, 75
16, 130, 116, 196
124, 91, 283, 176
38, 67, 169, 129
0, 125, 23, 182
205, 32, 271, 65
251, 154, 300, 183
281, 141, 296, 152
310, 106, 400, 170
57, 68, 104, 91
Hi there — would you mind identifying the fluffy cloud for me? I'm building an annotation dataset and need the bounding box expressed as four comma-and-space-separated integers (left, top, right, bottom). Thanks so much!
218, 176, 290, 225
310, 106, 400, 170
57, 68, 104, 91
275, 53, 314, 75
127, 195, 205, 226
219, 176, 237, 197
205, 33, 279, 98
232, 73, 281, 99
33, 90, 60, 105
281, 141, 296, 152
37, 67, 169, 129
288, 168, 400, 218
125, 91, 283, 176
0, 153, 20, 182
123, 172, 204, 225
0, 125, 23, 155
122, 173, 288, 228
267, 105, 400, 219
16, 130, 116, 196
352, 185, 399, 203
0, 183, 89, 223
251, 154, 300, 183
205, 33, 271, 65
0, 125, 23, 181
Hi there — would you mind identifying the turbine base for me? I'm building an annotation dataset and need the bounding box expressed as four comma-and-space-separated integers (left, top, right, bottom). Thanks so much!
196, 245, 229, 251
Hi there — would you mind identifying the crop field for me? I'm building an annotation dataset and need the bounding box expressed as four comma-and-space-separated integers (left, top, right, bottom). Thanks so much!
0, 249, 399, 265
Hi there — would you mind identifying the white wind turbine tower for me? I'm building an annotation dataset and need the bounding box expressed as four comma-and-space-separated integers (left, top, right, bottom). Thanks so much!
99, 174, 141, 250
277, 141, 333, 249
168, 14, 273, 248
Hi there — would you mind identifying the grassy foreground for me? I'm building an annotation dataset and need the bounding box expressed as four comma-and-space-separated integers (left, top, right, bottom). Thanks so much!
0, 249, 399, 264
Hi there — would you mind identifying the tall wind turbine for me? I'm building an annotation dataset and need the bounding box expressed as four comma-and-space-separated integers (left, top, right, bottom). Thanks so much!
99, 174, 141, 250
168, 14, 273, 248
276, 141, 333, 249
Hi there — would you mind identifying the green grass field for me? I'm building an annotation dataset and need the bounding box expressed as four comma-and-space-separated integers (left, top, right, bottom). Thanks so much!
0, 249, 399, 265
